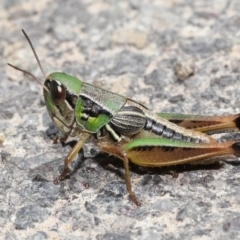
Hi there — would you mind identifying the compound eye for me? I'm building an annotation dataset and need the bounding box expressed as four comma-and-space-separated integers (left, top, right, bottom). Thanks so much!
50, 80, 66, 105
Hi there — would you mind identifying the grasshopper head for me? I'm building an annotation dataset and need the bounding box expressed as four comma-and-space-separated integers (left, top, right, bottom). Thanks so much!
43, 72, 83, 134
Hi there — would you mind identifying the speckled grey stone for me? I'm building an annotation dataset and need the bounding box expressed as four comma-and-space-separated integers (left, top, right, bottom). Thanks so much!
15, 205, 50, 229
96, 233, 131, 240
108, 50, 150, 75
1, 0, 240, 239
31, 231, 49, 240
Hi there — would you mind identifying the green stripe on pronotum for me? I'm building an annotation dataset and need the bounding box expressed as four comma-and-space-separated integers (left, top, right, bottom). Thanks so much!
8, 30, 240, 206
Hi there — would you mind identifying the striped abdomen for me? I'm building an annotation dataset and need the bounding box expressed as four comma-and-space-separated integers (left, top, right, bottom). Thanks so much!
142, 112, 214, 144
110, 106, 146, 135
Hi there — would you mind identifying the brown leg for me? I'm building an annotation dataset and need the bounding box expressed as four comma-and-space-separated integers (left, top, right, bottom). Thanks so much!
97, 141, 141, 206
123, 156, 141, 206
53, 132, 91, 184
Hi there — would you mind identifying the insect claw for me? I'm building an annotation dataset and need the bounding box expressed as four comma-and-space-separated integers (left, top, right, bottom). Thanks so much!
53, 135, 68, 144
53, 167, 71, 184
53, 177, 60, 185
53, 136, 60, 144
129, 192, 141, 206
168, 170, 179, 178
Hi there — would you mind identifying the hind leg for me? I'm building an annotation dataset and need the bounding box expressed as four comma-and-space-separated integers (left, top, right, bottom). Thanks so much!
97, 141, 141, 206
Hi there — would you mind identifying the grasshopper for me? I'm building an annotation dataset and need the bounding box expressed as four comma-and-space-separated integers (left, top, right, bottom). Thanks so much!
8, 30, 240, 206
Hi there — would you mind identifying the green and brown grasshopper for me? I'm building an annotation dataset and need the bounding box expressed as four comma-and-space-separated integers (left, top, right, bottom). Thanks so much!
8, 30, 240, 206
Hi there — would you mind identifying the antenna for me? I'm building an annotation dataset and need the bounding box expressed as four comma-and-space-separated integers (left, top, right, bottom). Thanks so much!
7, 29, 49, 92
21, 29, 46, 79
7, 63, 49, 92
